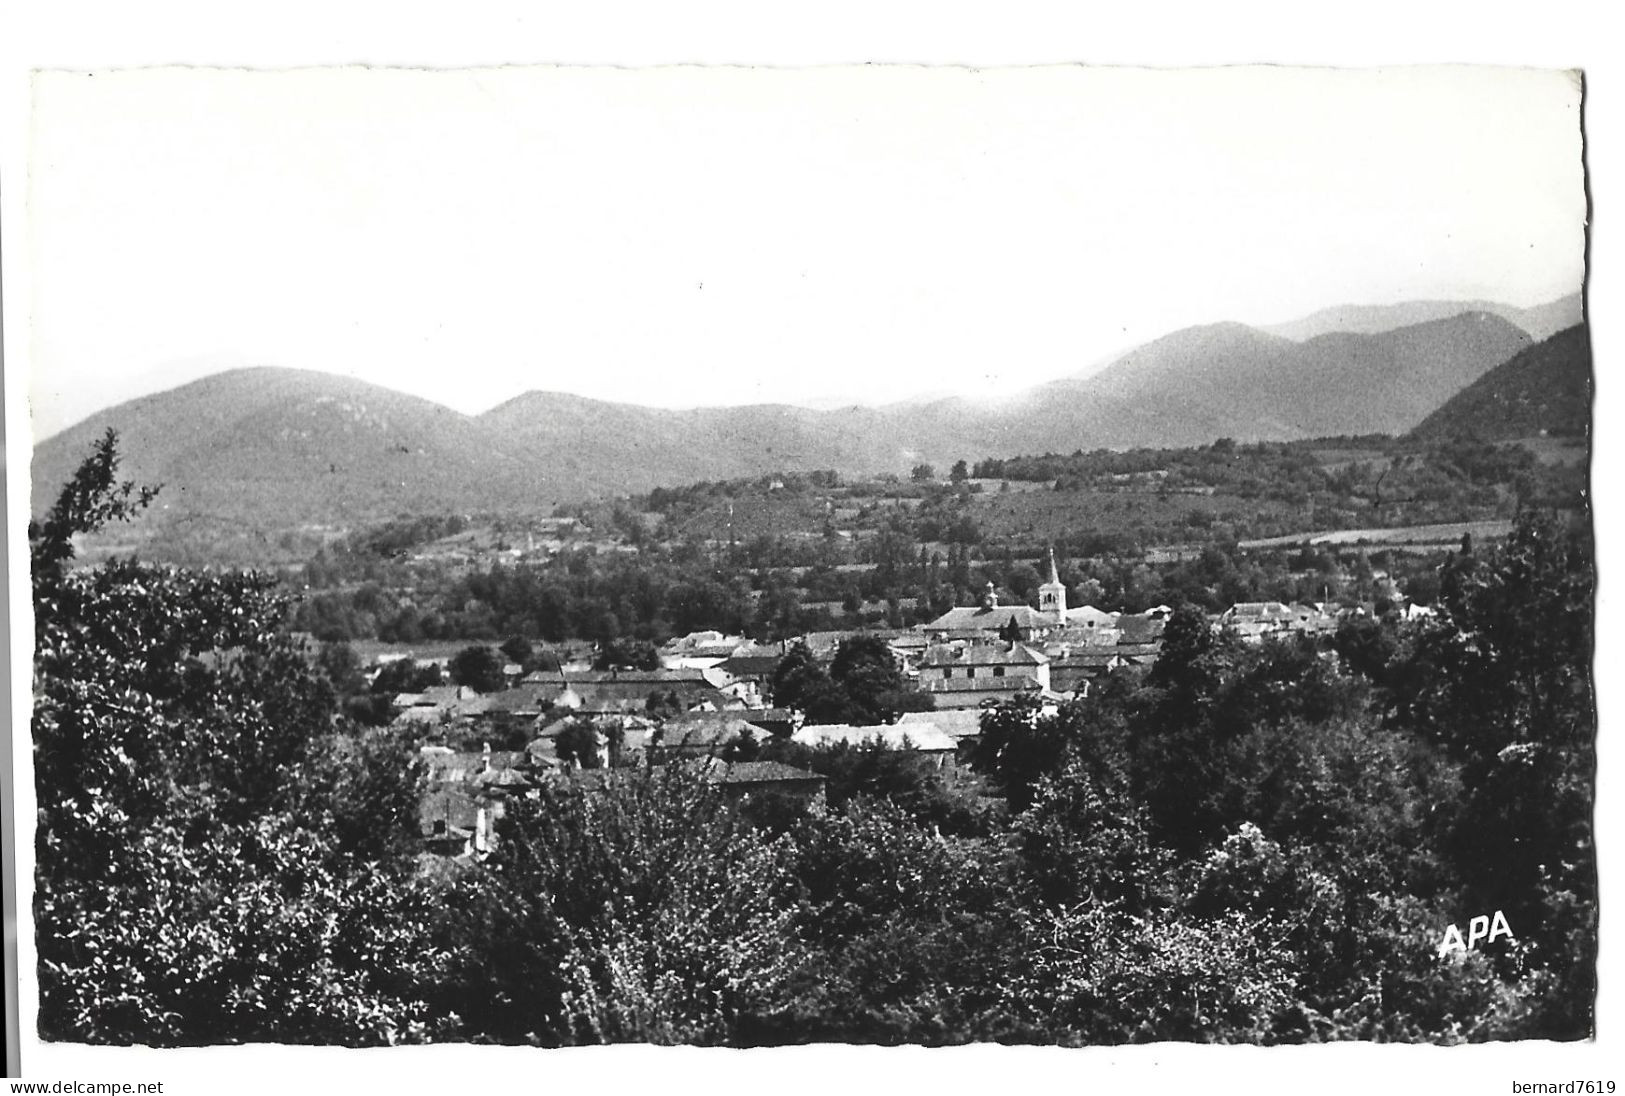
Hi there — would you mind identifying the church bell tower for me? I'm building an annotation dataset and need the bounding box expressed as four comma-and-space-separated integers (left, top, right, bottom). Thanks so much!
1039, 548, 1067, 624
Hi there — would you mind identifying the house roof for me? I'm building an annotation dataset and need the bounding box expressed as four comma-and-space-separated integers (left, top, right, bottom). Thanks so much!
662, 630, 741, 651
920, 643, 1048, 668
655, 713, 765, 749
1224, 601, 1294, 621
791, 723, 958, 752
796, 631, 856, 654
419, 787, 480, 837
481, 684, 558, 715
742, 707, 800, 728
1115, 614, 1167, 644
424, 750, 529, 783
921, 605, 1051, 632
573, 668, 713, 686
560, 681, 735, 714
899, 708, 984, 739
720, 761, 827, 786
420, 684, 478, 705
1053, 651, 1123, 669
662, 643, 743, 660
472, 766, 534, 790
717, 651, 784, 677
1046, 627, 1120, 649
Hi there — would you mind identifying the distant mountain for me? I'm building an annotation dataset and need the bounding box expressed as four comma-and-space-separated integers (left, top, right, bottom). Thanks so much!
478, 392, 910, 497
32, 307, 1544, 545
975, 311, 1535, 450
30, 367, 548, 526
1264, 292, 1582, 343
1411, 325, 1592, 441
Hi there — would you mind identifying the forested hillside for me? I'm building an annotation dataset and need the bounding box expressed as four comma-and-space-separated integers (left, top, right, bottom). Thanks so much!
1412, 325, 1591, 441
32, 306, 1544, 565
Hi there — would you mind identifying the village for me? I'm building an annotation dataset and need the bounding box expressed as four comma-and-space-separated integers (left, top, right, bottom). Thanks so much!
395, 548, 1431, 865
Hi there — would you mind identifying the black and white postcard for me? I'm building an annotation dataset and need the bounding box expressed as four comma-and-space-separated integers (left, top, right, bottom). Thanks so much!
2, 12, 1614, 1094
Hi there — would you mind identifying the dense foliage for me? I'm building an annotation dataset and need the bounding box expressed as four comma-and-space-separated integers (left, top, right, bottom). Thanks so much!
31, 433, 451, 1045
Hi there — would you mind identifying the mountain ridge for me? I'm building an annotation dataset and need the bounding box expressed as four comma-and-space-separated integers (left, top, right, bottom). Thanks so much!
32, 303, 1555, 538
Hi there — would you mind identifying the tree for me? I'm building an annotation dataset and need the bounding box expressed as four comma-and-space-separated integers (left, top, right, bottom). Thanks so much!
1392, 512, 1596, 1036
1013, 761, 1170, 911
593, 637, 662, 672
829, 635, 910, 725
450, 644, 507, 693
966, 695, 1075, 812
447, 764, 806, 1045
317, 641, 367, 696
949, 460, 969, 484
31, 433, 449, 1045
500, 634, 535, 670
556, 717, 624, 770
769, 641, 829, 712
371, 658, 443, 696
910, 463, 936, 483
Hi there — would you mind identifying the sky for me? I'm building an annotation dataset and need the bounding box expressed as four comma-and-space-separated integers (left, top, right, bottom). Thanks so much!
25, 63, 1586, 440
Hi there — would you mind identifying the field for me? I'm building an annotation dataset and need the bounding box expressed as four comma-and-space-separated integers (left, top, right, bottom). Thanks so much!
1238, 519, 1514, 550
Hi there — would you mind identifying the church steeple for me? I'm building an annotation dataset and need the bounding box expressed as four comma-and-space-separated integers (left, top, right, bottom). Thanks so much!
1038, 548, 1067, 623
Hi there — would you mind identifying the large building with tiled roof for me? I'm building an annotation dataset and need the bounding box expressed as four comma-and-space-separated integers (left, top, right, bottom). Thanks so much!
920, 583, 1057, 642
918, 642, 1051, 689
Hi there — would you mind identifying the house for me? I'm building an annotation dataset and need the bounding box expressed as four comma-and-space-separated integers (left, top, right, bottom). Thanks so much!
552, 668, 741, 716
716, 643, 786, 688
1112, 642, 1163, 669
916, 642, 1052, 708
1063, 604, 1121, 641
742, 707, 803, 739
884, 633, 931, 663
919, 642, 1050, 689
649, 712, 768, 761
1219, 601, 1297, 642
718, 760, 828, 810
702, 665, 765, 708
1285, 602, 1339, 635
659, 631, 747, 670
531, 712, 657, 768
392, 684, 489, 726
418, 745, 535, 860
1114, 612, 1167, 646
1219, 601, 1336, 643
922, 676, 1057, 711
477, 682, 557, 723
1048, 650, 1128, 694
797, 631, 857, 662
898, 708, 985, 743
